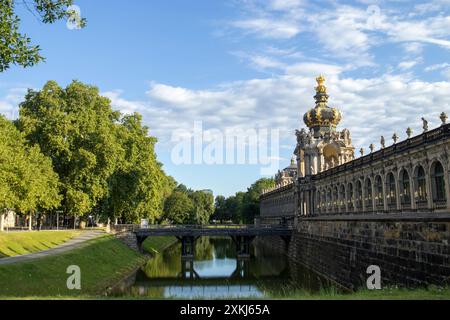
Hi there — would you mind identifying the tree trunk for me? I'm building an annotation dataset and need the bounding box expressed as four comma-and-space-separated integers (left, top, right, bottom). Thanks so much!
28, 214, 32, 231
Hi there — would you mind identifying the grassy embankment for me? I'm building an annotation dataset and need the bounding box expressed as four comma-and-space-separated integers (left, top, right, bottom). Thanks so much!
268, 285, 450, 300
141, 236, 177, 254
0, 233, 176, 298
0, 230, 81, 258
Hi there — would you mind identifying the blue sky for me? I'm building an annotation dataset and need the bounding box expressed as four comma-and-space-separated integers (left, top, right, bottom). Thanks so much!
2, 0, 450, 197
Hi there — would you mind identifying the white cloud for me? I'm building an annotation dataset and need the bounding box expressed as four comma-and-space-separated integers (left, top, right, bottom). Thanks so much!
398, 60, 419, 70
424, 63, 450, 72
403, 42, 423, 54
105, 72, 450, 156
231, 18, 301, 39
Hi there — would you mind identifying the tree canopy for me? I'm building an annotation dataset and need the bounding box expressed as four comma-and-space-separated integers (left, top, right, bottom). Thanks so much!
213, 178, 274, 224
0, 0, 86, 72
0, 115, 60, 216
17, 80, 174, 224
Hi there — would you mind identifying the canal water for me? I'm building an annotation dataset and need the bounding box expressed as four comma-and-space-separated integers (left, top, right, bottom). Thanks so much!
109, 237, 335, 299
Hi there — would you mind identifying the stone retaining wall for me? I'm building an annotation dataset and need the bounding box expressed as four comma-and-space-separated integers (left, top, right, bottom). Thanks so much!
289, 213, 450, 289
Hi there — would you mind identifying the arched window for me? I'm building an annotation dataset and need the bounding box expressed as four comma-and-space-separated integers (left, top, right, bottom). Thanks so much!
386, 173, 397, 209
400, 169, 411, 208
322, 191, 326, 211
327, 188, 332, 210
333, 186, 339, 210
356, 181, 363, 211
415, 166, 427, 208
375, 175, 383, 209
339, 185, 346, 211
365, 179, 373, 211
316, 191, 321, 212
431, 161, 447, 206
347, 183, 354, 212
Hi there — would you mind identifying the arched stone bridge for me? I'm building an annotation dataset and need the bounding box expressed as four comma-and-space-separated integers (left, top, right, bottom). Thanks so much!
112, 224, 293, 259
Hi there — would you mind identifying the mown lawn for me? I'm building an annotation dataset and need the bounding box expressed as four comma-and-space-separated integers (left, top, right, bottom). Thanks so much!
0, 230, 81, 258
0, 235, 146, 298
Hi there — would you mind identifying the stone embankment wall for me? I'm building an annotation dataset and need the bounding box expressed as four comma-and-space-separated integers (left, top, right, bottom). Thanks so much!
109, 224, 140, 251
258, 213, 450, 290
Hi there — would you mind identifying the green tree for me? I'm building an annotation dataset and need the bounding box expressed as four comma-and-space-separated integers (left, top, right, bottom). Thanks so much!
103, 113, 174, 224
213, 195, 227, 222
190, 190, 214, 224
0, 115, 60, 229
0, 0, 86, 72
163, 191, 194, 224
17, 80, 122, 223
241, 178, 275, 223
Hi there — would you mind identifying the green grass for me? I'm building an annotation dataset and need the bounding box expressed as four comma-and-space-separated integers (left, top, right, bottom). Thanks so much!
268, 285, 450, 300
0, 230, 81, 258
141, 236, 177, 254
0, 235, 146, 298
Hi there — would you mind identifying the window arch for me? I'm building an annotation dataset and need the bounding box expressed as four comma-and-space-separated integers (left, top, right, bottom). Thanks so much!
414, 165, 427, 208
333, 186, 339, 211
365, 178, 373, 211
400, 169, 411, 209
431, 161, 447, 207
375, 175, 384, 209
355, 180, 363, 211
386, 172, 397, 209
322, 190, 327, 211
327, 188, 332, 211
339, 185, 346, 211
316, 190, 321, 212
347, 183, 354, 212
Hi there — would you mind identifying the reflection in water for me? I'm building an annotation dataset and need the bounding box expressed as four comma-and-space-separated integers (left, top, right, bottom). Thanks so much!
110, 237, 334, 299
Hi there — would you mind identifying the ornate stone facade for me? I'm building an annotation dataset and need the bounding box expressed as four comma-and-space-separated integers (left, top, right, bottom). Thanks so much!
260, 76, 450, 220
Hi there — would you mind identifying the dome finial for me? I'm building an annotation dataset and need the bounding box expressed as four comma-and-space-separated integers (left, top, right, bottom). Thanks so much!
315, 75, 327, 94
314, 74, 329, 108
303, 76, 341, 130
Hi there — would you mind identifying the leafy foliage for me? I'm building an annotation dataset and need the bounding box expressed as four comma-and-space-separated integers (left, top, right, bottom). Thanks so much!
101, 113, 175, 223
18, 81, 123, 219
163, 186, 214, 224
0, 115, 60, 216
0, 0, 86, 72
17, 80, 174, 223
213, 178, 275, 224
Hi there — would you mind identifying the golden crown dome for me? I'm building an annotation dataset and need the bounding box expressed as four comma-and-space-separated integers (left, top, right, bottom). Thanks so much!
303, 75, 342, 129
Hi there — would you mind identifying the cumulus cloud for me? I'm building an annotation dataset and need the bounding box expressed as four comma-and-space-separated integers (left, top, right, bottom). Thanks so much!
226, 0, 450, 68
103, 71, 450, 158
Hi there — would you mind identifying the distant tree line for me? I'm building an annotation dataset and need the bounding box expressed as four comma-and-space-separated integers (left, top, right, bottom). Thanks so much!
212, 178, 275, 224
0, 80, 214, 227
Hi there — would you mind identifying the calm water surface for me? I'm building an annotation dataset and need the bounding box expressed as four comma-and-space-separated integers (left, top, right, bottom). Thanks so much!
109, 237, 334, 299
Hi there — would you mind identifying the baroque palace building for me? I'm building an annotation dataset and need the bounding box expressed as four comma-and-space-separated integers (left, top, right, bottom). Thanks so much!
260, 76, 450, 222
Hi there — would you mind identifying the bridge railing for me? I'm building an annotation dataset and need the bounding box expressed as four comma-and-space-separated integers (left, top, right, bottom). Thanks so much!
112, 223, 292, 232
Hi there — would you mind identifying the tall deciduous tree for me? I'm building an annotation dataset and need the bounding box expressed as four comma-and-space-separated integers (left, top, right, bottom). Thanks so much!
163, 191, 194, 224
0, 115, 60, 229
17, 80, 122, 222
102, 113, 175, 223
241, 178, 275, 223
